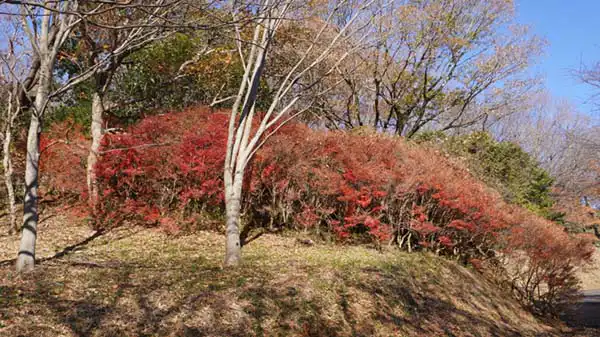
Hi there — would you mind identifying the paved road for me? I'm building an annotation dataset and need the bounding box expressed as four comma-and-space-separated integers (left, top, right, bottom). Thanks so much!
564, 290, 600, 328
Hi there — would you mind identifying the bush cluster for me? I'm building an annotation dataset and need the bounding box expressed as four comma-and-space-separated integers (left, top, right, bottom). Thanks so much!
40, 107, 594, 315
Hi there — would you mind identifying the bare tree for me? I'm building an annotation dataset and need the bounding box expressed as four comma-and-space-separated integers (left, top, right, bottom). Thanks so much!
0, 71, 19, 235
492, 92, 600, 208
0, 8, 42, 236
69, 1, 191, 206
223, 0, 375, 266
7, 0, 241, 272
12, 1, 85, 272
576, 59, 600, 111
312, 0, 542, 137
1, 10, 46, 239
9, 0, 229, 272
10, 0, 157, 272
0, 61, 22, 235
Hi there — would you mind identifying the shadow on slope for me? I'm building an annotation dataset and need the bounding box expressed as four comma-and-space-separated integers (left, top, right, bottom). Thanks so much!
0, 229, 565, 337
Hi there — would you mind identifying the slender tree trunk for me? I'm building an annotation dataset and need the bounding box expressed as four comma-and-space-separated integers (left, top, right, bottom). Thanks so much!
3, 124, 17, 234
16, 60, 51, 273
15, 113, 41, 273
87, 91, 104, 206
224, 172, 243, 267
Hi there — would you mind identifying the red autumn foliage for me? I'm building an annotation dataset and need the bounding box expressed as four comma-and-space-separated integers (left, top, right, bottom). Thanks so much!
39, 120, 89, 202
91, 108, 228, 228
40, 106, 594, 315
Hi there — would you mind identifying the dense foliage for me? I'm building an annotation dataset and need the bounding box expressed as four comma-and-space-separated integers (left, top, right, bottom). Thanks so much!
39, 121, 89, 201
109, 33, 270, 123
45, 32, 257, 132
40, 107, 594, 315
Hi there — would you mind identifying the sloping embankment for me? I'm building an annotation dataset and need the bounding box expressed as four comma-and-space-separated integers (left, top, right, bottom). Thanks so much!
0, 217, 587, 336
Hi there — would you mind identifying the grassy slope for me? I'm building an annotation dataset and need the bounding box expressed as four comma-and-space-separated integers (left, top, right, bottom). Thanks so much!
0, 215, 584, 337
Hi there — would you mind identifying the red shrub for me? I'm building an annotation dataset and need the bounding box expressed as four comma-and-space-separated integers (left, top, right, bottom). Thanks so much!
41, 107, 593, 315
39, 119, 89, 202
92, 107, 228, 228
501, 209, 595, 315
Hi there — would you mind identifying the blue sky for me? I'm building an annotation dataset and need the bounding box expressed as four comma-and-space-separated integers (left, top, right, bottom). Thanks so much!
516, 0, 600, 115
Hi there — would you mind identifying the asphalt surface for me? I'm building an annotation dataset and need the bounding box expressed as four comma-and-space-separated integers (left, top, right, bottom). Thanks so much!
564, 290, 600, 328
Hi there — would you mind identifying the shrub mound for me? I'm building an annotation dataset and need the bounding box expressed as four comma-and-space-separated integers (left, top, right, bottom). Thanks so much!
41, 107, 594, 315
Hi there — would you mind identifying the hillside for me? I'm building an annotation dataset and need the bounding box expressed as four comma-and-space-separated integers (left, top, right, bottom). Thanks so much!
1, 1, 600, 336
0, 214, 593, 337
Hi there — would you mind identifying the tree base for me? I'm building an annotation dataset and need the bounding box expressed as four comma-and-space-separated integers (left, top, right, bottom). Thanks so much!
15, 254, 35, 273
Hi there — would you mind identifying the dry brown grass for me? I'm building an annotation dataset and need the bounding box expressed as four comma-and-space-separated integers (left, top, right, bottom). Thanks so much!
0, 216, 594, 336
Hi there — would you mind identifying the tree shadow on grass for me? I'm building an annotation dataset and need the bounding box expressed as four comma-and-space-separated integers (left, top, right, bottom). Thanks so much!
0, 227, 146, 268
0, 250, 560, 337
238, 281, 343, 336
0, 230, 105, 267
2, 260, 341, 336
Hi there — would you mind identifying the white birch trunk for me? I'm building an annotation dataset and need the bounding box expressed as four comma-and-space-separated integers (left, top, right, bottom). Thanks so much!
3, 122, 17, 234
222, 0, 371, 267
15, 112, 42, 272
224, 173, 243, 266
15, 59, 51, 273
87, 91, 104, 206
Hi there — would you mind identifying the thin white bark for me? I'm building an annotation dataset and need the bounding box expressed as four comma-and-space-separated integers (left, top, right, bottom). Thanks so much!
11, 0, 182, 271
3, 126, 17, 235
223, 0, 375, 266
224, 6, 273, 266
224, 171, 244, 266
0, 12, 37, 237
81, 0, 187, 207
15, 1, 78, 273
3, 92, 18, 234
87, 91, 104, 206
15, 54, 51, 273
